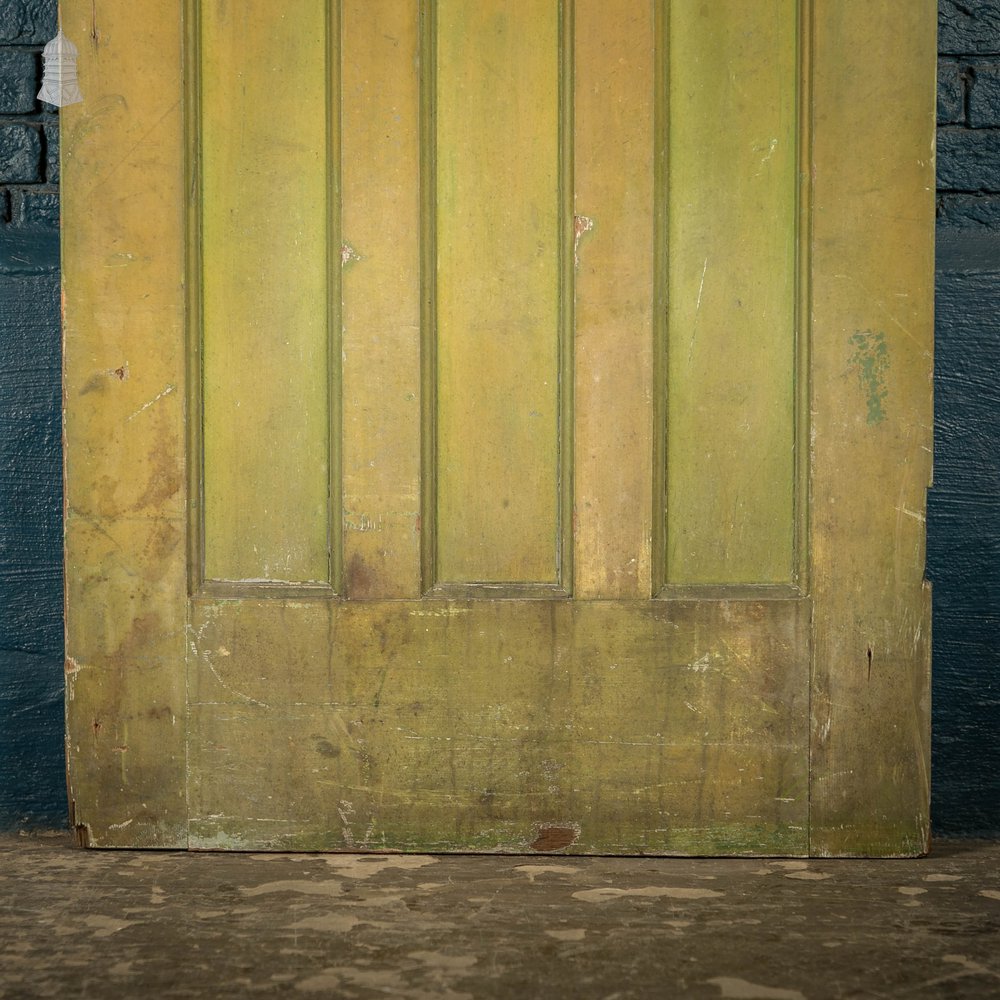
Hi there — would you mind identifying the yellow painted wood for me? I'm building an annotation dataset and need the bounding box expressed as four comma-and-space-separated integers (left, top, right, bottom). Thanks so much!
63, 0, 935, 857
200, 0, 332, 585
433, 0, 562, 586
186, 598, 809, 854
62, 1, 188, 846
573, 0, 655, 599
808, 0, 935, 856
664, 0, 798, 587
341, 2, 422, 599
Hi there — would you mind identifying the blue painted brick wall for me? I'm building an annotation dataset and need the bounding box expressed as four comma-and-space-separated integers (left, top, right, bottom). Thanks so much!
0, 0, 64, 829
932, 1, 1000, 838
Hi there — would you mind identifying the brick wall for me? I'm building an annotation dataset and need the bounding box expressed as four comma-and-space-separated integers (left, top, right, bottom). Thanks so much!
939, 1, 1000, 223
0, 1, 58, 233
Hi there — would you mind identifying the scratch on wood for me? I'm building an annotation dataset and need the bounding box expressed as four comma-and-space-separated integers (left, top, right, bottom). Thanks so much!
127, 384, 176, 422
688, 257, 709, 363
189, 626, 273, 710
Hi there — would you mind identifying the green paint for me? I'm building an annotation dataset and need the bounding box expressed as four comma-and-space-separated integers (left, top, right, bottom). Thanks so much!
848, 330, 889, 425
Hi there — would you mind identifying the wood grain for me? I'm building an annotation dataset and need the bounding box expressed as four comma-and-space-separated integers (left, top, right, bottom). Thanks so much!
808, 0, 935, 856
664, 0, 798, 587
573, 0, 655, 599
187, 597, 809, 854
200, 0, 332, 585
433, 0, 563, 586
62, 0, 188, 846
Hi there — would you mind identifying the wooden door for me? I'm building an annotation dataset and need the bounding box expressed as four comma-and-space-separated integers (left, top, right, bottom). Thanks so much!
62, 1, 935, 856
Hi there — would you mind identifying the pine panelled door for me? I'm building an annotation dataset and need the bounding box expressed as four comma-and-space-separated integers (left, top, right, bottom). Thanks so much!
62, 1, 935, 856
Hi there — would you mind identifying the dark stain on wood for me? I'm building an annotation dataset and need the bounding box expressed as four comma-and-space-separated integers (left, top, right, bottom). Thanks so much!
312, 736, 340, 759
346, 552, 374, 598
530, 825, 578, 852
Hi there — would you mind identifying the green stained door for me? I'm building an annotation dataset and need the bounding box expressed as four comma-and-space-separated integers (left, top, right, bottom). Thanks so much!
63, 0, 935, 856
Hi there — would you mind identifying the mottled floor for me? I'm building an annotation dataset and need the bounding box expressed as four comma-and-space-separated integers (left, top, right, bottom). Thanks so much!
1, 835, 999, 999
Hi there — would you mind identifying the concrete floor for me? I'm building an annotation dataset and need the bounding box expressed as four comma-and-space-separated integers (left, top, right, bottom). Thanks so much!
1, 835, 999, 999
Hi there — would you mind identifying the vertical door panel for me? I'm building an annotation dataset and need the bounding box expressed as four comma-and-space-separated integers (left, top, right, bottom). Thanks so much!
664, 0, 798, 587
432, 0, 566, 588
573, 0, 655, 599
200, 0, 334, 586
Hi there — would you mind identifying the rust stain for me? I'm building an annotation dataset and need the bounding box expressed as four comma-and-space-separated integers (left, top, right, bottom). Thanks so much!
530, 825, 579, 853
80, 362, 129, 395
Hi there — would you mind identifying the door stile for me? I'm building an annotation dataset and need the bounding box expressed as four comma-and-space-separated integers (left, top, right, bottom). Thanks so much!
63, 0, 190, 847
807, 0, 935, 856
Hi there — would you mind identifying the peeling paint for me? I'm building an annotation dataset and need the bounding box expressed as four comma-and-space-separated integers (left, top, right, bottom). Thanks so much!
513, 864, 581, 883
847, 330, 890, 424
545, 927, 586, 941
572, 886, 724, 903
706, 977, 805, 1000
573, 214, 594, 268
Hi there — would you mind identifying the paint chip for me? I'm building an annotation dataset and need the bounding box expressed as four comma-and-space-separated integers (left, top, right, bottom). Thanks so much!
407, 951, 478, 971
847, 329, 890, 425
290, 914, 361, 933
513, 864, 581, 883
321, 855, 437, 879
707, 977, 805, 1000
241, 879, 344, 898
545, 928, 586, 942
82, 914, 139, 938
572, 886, 723, 903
